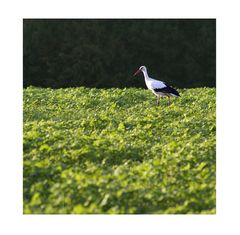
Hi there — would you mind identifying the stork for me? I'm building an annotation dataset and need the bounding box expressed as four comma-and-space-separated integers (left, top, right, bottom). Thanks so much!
133, 66, 180, 105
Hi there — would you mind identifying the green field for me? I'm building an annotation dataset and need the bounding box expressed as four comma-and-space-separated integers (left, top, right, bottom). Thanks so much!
23, 86, 216, 214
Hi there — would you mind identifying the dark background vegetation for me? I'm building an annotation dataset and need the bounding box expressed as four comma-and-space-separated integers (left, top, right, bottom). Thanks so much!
23, 19, 216, 89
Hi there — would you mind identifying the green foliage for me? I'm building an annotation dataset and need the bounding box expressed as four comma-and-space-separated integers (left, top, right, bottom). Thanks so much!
23, 19, 216, 88
23, 87, 216, 214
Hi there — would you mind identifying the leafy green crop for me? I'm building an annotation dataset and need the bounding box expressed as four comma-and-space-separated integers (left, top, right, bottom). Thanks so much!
23, 86, 216, 214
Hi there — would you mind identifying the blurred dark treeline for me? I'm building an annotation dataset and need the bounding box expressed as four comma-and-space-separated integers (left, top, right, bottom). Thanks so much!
23, 19, 216, 88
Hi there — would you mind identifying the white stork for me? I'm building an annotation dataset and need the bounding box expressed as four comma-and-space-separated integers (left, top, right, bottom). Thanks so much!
133, 65, 180, 105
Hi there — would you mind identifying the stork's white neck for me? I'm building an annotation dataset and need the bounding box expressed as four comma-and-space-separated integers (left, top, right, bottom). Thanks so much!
142, 69, 150, 81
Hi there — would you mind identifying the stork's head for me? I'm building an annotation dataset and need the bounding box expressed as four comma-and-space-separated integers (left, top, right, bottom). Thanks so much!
133, 65, 147, 76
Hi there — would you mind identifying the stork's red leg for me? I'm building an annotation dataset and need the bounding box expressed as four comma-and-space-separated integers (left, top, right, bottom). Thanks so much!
156, 96, 160, 106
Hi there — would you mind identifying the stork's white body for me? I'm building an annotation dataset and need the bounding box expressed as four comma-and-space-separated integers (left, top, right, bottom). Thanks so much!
141, 68, 177, 97
133, 66, 180, 105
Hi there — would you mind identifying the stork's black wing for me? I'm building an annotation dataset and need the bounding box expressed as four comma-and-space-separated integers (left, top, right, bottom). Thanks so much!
154, 85, 180, 97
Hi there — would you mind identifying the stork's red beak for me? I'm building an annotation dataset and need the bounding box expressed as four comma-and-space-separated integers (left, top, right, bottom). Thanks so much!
133, 69, 140, 76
